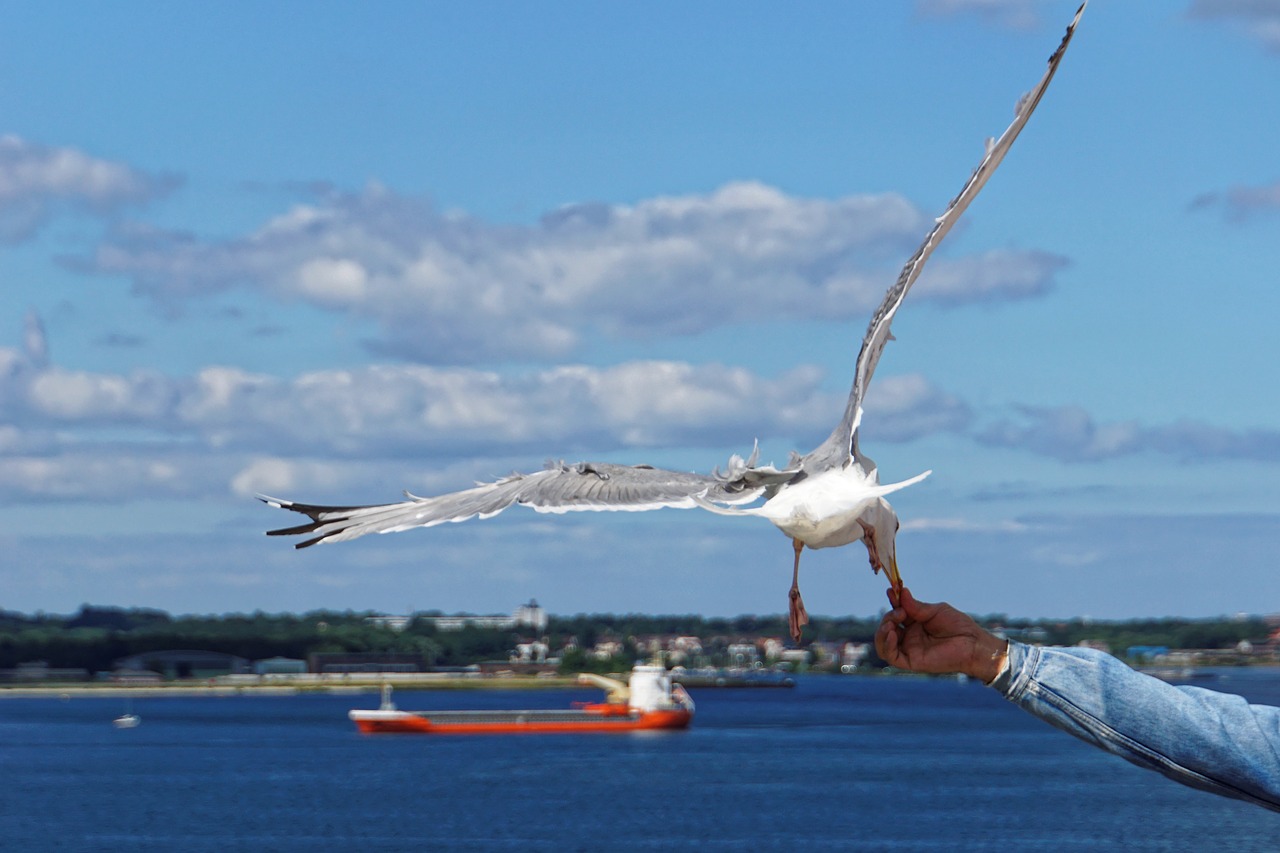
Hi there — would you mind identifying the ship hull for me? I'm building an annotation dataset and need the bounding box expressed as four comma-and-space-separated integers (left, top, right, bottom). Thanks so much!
349, 707, 691, 734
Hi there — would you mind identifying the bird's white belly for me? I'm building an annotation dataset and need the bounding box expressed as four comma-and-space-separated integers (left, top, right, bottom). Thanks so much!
759, 467, 880, 550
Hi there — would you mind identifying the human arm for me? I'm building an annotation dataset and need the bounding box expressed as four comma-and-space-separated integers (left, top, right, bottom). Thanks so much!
996, 641, 1280, 811
876, 587, 1280, 812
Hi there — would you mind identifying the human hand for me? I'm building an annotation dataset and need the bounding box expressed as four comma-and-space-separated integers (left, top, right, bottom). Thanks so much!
874, 587, 1008, 684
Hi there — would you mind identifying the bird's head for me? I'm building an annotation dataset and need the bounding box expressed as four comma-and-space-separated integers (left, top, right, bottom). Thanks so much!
860, 497, 903, 590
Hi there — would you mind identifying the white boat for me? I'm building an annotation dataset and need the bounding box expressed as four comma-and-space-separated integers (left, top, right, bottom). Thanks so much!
112, 713, 141, 729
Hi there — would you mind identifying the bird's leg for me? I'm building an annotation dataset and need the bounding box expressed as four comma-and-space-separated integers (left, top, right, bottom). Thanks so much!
859, 520, 903, 596
788, 537, 809, 643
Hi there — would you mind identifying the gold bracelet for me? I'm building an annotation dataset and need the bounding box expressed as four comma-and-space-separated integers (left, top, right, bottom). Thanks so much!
985, 640, 1010, 685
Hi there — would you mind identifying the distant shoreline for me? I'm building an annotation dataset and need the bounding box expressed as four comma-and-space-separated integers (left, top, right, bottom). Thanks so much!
0, 674, 584, 699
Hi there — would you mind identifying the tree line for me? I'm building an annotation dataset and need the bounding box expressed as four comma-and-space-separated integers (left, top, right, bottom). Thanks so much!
0, 604, 1271, 675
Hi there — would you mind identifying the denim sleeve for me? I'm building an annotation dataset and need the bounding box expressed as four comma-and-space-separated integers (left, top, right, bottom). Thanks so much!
991, 642, 1280, 812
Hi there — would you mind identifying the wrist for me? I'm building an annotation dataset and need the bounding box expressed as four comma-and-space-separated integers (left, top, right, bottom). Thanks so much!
968, 632, 1009, 684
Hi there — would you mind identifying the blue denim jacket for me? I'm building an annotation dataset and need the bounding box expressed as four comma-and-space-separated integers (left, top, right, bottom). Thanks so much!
991, 642, 1280, 812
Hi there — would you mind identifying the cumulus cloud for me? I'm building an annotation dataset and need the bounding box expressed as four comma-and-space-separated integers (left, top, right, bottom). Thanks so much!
0, 135, 178, 242
0, 452, 194, 502
913, 249, 1067, 304
0, 316, 972, 503
861, 373, 971, 442
1189, 0, 1280, 53
72, 181, 1066, 364
2, 354, 962, 460
978, 404, 1280, 462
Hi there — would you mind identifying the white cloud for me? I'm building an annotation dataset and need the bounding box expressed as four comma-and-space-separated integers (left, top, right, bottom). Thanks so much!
74, 182, 1066, 363
861, 372, 972, 442
7, 309, 1280, 511
913, 249, 1067, 305
1189, 0, 1280, 53
978, 404, 1280, 462
901, 516, 1032, 533
27, 368, 176, 421
0, 135, 177, 242
0, 451, 203, 501
294, 257, 369, 306
0, 315, 974, 503
5, 355, 958, 460
1029, 543, 1101, 568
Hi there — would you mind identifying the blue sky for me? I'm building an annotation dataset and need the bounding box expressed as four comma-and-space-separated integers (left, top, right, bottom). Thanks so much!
3, 0, 1279, 620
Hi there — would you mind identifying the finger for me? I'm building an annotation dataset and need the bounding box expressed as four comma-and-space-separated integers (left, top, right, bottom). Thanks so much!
874, 620, 898, 662
885, 586, 901, 609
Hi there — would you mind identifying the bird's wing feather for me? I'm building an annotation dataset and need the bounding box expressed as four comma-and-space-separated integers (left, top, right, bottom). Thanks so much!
262, 460, 768, 548
810, 2, 1085, 466
692, 467, 933, 518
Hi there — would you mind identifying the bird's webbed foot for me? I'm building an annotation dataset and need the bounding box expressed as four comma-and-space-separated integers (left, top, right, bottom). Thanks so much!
788, 585, 809, 644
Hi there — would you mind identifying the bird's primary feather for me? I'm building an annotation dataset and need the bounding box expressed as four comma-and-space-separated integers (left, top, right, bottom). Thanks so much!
262, 456, 793, 548
807, 1, 1085, 471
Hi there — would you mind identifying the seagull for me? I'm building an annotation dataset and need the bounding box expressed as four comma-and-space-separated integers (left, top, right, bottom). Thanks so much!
262, 4, 1084, 642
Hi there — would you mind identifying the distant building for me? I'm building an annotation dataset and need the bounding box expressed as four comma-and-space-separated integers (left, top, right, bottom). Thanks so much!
109, 669, 162, 684
512, 641, 549, 663
513, 600, 548, 632
113, 650, 250, 680
365, 614, 413, 632
591, 640, 625, 661
0, 661, 90, 683
667, 636, 703, 664
478, 660, 557, 676
254, 656, 307, 675
1002, 626, 1049, 643
420, 599, 547, 633
842, 643, 869, 667
726, 643, 759, 666
308, 652, 425, 674
779, 648, 810, 666
1126, 646, 1169, 663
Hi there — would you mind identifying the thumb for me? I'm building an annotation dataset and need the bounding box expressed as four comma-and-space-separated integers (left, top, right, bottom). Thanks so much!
899, 587, 941, 621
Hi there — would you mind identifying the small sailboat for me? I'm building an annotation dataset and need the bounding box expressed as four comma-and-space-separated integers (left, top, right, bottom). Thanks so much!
113, 699, 140, 728
112, 713, 141, 729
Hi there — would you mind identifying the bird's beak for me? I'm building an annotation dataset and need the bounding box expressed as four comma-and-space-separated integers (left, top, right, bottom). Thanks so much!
885, 552, 902, 592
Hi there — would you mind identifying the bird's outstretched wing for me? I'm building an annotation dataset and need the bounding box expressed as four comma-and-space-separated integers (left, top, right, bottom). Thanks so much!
812, 2, 1085, 466
263, 457, 793, 548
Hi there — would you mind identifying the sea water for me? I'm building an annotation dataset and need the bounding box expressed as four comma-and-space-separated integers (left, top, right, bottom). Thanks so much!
0, 672, 1276, 852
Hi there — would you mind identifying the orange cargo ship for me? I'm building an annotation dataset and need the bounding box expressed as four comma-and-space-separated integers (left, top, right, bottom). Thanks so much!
349, 664, 694, 735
